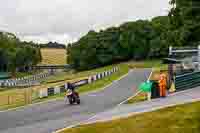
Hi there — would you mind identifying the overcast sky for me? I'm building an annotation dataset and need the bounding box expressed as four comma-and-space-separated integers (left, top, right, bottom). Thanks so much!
0, 0, 170, 44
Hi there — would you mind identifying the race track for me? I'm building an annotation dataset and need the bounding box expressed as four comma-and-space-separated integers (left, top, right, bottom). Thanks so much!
0, 69, 151, 133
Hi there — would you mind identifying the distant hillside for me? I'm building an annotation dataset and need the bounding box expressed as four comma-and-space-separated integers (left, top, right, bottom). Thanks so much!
40, 42, 66, 49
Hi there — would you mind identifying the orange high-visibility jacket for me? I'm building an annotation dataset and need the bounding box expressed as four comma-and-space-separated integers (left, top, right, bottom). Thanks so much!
159, 74, 167, 87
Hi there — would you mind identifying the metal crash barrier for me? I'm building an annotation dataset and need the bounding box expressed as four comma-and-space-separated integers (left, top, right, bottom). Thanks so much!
39, 67, 119, 98
174, 71, 200, 91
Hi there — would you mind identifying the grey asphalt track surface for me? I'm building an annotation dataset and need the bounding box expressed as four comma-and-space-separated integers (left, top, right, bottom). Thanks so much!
0, 69, 151, 133
86, 86, 200, 124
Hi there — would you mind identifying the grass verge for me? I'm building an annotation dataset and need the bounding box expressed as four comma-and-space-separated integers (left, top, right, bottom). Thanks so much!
42, 64, 116, 84
126, 92, 146, 104
0, 60, 164, 110
128, 60, 167, 69
0, 63, 128, 111
60, 101, 200, 133
32, 63, 129, 104
126, 64, 168, 104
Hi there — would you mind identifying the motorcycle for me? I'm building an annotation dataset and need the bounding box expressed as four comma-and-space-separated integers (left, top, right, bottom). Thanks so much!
65, 90, 80, 105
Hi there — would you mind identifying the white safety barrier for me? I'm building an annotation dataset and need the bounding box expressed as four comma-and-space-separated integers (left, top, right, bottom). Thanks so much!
88, 76, 92, 84
54, 86, 61, 94
93, 75, 97, 81
0, 72, 51, 88
38, 67, 119, 98
39, 89, 48, 98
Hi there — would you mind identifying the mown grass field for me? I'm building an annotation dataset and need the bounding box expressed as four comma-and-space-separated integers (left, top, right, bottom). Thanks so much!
40, 48, 66, 65
61, 101, 200, 133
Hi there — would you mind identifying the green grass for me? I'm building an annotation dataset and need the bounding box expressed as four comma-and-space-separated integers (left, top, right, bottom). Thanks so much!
128, 60, 167, 69
43, 60, 166, 84
60, 101, 200, 133
126, 60, 168, 104
0, 60, 165, 111
0, 88, 29, 110
126, 92, 146, 104
42, 64, 116, 84
33, 64, 128, 102
77, 64, 128, 94
0, 64, 121, 110
15, 72, 35, 78
0, 63, 128, 111
0, 101, 26, 110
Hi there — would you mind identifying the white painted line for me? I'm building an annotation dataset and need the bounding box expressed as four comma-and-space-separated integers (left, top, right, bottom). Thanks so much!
147, 68, 153, 81
82, 72, 129, 96
0, 97, 64, 113
53, 71, 130, 133
117, 91, 141, 106
0, 71, 129, 113
54, 68, 200, 133
79, 98, 200, 126
117, 68, 153, 106
53, 124, 78, 133
85, 114, 99, 123
86, 68, 151, 123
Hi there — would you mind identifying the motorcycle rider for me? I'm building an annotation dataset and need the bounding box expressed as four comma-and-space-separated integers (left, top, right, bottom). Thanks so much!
67, 82, 75, 92
65, 82, 80, 104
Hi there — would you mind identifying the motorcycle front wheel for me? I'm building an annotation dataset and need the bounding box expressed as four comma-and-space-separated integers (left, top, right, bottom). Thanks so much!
76, 99, 80, 104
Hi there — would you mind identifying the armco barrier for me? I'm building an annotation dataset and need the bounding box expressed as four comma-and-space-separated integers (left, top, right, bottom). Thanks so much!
88, 77, 92, 84
54, 86, 60, 94
47, 87, 55, 96
39, 89, 48, 98
73, 79, 88, 87
38, 67, 119, 98
60, 85, 66, 93
97, 74, 101, 79
0, 72, 51, 88
93, 75, 97, 81
175, 71, 200, 90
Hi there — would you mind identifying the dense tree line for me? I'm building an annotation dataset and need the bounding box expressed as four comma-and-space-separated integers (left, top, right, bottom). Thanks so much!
68, 0, 200, 70
67, 16, 171, 70
40, 42, 66, 49
0, 32, 42, 76
169, 0, 200, 46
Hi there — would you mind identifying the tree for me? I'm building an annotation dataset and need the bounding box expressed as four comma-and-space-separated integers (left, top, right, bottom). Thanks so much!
169, 0, 200, 46
0, 31, 41, 75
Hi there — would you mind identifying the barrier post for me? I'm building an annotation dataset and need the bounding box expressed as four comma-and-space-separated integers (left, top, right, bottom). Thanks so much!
88, 77, 92, 84
93, 75, 97, 81
54, 86, 60, 94
169, 46, 173, 56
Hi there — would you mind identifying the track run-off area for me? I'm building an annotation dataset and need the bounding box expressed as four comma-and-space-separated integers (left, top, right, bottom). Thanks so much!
0, 69, 151, 133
